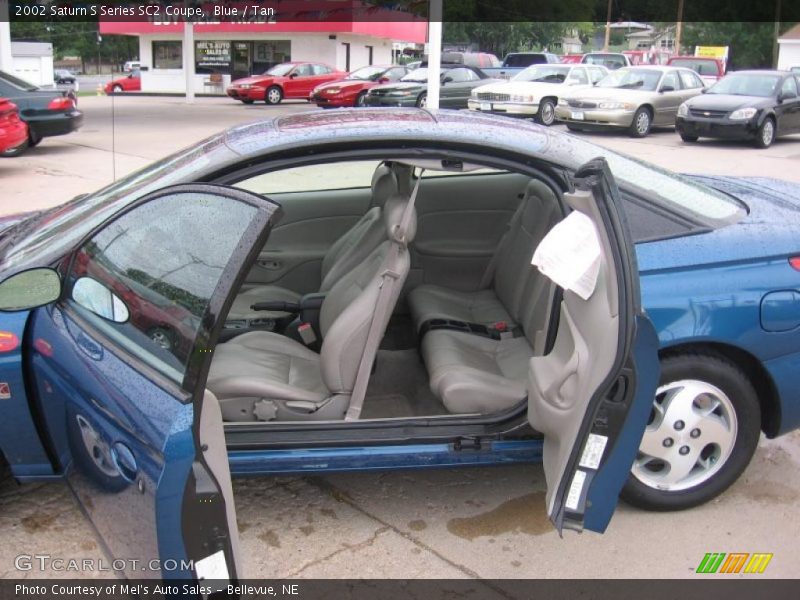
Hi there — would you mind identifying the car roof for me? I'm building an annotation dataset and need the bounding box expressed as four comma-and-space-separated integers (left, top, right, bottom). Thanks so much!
727, 69, 790, 76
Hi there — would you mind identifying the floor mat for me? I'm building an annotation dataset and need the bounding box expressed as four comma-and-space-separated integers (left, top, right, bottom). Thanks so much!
363, 348, 447, 418
380, 314, 418, 351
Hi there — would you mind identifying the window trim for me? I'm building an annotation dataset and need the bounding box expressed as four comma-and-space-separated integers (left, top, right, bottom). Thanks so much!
152, 40, 183, 70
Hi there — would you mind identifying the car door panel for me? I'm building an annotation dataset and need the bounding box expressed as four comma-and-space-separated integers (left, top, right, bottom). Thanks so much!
242, 187, 373, 293
527, 158, 659, 534
409, 172, 529, 292
27, 184, 280, 580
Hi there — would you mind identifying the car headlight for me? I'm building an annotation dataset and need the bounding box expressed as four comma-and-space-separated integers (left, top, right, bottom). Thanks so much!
239, 84, 252, 89
729, 107, 758, 120
597, 101, 634, 110
326, 87, 341, 94
388, 90, 413, 97
558, 98, 568, 106
510, 94, 535, 103
677, 103, 689, 117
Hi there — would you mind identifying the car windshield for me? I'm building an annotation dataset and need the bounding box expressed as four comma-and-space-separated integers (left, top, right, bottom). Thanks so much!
401, 68, 428, 83
264, 63, 295, 77
512, 65, 571, 83
669, 59, 719, 75
504, 54, 544, 67
584, 54, 627, 69
707, 73, 781, 97
348, 66, 389, 81
0, 70, 38, 91
596, 68, 661, 91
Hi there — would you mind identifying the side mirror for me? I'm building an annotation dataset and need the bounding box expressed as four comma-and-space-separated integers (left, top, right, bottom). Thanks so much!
289, 72, 299, 79
701, 87, 708, 93
0, 268, 62, 312
442, 76, 454, 84
660, 85, 675, 93
72, 277, 130, 324
778, 91, 796, 103
378, 76, 390, 83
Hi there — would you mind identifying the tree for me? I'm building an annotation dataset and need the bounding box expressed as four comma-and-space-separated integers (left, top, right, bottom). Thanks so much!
682, 22, 796, 69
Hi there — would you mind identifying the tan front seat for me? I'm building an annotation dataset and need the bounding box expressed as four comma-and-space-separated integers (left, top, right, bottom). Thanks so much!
208, 194, 417, 422
228, 164, 403, 322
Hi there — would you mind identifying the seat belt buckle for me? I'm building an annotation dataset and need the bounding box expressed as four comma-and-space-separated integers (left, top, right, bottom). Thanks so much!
298, 323, 317, 346
491, 321, 514, 340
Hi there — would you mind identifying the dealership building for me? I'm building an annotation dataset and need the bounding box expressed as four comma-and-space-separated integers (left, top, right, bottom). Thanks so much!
99, 18, 426, 93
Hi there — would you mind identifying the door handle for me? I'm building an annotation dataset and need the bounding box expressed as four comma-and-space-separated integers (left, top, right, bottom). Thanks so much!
111, 442, 138, 482
76, 333, 103, 360
257, 259, 283, 271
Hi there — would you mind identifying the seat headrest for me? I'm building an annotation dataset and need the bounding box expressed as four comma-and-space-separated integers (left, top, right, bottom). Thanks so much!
521, 179, 558, 231
384, 194, 417, 246
371, 165, 399, 208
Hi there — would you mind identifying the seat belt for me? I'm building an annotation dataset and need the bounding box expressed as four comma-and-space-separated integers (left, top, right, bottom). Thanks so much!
478, 199, 525, 290
346, 170, 425, 421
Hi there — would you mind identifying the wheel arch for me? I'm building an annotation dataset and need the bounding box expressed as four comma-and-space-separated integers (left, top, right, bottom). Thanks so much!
659, 341, 781, 438
639, 103, 654, 117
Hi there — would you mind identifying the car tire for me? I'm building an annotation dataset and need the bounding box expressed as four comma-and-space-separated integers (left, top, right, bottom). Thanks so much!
148, 327, 175, 352
66, 406, 129, 493
241, 99, 255, 105
621, 351, 761, 511
416, 93, 427, 108
535, 98, 556, 126
27, 129, 42, 148
679, 132, 699, 143
0, 139, 28, 157
753, 116, 775, 149
265, 85, 283, 105
629, 107, 652, 138
355, 91, 368, 107
112, 84, 123, 93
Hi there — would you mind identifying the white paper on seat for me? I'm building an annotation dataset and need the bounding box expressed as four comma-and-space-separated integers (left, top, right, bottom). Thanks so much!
531, 211, 602, 301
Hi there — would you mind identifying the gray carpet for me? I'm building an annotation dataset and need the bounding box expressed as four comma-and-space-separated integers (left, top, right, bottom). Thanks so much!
361, 349, 448, 419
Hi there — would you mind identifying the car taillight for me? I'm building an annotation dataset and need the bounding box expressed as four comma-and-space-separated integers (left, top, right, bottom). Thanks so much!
0, 102, 19, 123
0, 331, 20, 353
790, 257, 800, 271
47, 97, 75, 111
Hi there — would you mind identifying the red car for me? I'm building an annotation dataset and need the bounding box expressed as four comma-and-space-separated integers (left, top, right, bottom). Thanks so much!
227, 62, 346, 105
311, 65, 409, 108
667, 56, 726, 86
104, 70, 141, 94
560, 54, 584, 64
0, 98, 28, 157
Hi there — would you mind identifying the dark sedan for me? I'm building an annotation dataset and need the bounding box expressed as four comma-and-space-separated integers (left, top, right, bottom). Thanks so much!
365, 65, 497, 108
54, 69, 77, 85
0, 70, 83, 150
676, 70, 800, 148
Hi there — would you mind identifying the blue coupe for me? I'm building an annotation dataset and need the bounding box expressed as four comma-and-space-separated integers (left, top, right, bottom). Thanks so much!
0, 109, 797, 582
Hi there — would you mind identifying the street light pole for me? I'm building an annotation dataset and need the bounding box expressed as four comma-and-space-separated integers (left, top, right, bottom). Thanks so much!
0, 0, 12, 72
603, 0, 612, 51
675, 0, 685, 54
426, 0, 442, 109
184, 21, 195, 103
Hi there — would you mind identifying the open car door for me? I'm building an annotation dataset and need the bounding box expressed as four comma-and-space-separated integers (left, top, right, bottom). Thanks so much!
27, 184, 280, 580
528, 158, 660, 534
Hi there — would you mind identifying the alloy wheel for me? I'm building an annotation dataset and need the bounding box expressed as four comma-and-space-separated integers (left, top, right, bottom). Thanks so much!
635, 111, 650, 136
75, 415, 119, 477
761, 120, 774, 146
632, 379, 737, 492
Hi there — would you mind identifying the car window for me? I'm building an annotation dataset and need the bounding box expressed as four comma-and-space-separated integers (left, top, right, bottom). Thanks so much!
588, 67, 606, 83
68, 194, 259, 382
596, 68, 662, 91
385, 67, 407, 81
312, 64, 331, 75
513, 65, 571, 83
293, 64, 313, 77
446, 68, 476, 83
0, 70, 38, 91
708, 73, 781, 97
235, 160, 383, 194
660, 72, 680, 91
504, 54, 546, 68
780, 76, 798, 97
567, 67, 588, 84
584, 54, 627, 70
679, 70, 703, 89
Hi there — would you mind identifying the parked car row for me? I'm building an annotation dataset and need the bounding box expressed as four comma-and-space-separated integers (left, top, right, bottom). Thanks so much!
0, 70, 83, 158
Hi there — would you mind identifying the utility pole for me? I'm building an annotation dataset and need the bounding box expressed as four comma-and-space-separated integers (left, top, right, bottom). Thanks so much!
773, 0, 782, 68
603, 0, 612, 51
183, 21, 195, 103
674, 0, 685, 54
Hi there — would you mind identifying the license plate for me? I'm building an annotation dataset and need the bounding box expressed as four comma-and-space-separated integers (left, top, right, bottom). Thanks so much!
480, 102, 492, 111
571, 111, 585, 120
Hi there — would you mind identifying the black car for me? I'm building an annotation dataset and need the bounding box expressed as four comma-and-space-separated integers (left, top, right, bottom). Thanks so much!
365, 64, 497, 109
54, 69, 77, 84
676, 70, 800, 148
0, 70, 83, 153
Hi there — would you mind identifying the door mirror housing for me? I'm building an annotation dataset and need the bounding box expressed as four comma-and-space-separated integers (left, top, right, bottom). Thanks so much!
0, 268, 62, 311
778, 91, 797, 103
442, 76, 454, 84
72, 277, 130, 323
289, 72, 299, 79
378, 76, 390, 83
660, 85, 675, 93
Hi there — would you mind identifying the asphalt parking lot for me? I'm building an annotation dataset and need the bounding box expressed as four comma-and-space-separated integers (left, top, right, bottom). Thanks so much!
1, 96, 799, 580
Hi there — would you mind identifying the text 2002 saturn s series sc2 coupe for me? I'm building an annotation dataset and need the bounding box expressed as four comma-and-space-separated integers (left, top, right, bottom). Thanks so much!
0, 109, 797, 583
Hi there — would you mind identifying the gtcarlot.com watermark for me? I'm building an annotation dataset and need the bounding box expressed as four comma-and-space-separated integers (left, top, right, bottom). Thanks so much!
15, 554, 193, 573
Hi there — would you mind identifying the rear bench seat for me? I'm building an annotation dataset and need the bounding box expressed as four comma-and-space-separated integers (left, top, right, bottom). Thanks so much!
412, 180, 561, 414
